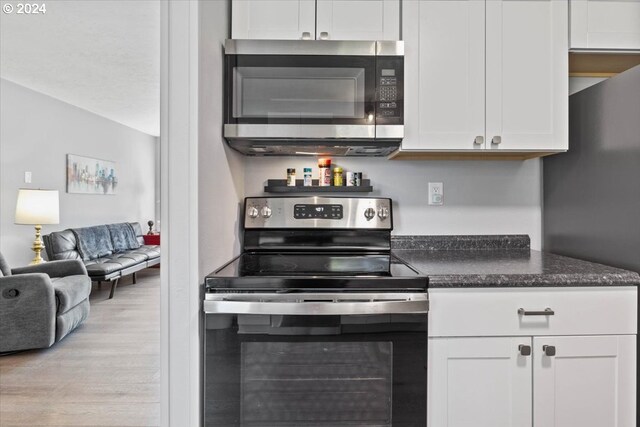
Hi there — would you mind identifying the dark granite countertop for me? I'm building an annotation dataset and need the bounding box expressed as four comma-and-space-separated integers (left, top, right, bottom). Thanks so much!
391, 235, 640, 288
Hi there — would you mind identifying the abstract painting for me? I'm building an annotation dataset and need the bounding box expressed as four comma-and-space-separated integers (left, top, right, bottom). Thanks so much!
67, 154, 118, 195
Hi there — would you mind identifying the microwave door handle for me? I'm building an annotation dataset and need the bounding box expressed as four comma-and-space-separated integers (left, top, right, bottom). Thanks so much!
203, 298, 428, 316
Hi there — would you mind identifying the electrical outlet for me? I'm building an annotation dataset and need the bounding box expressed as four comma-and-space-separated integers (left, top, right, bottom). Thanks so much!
24, 171, 32, 184
428, 182, 444, 206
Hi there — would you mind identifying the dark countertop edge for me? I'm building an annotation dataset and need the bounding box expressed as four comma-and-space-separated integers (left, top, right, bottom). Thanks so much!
427, 274, 640, 288
391, 234, 531, 251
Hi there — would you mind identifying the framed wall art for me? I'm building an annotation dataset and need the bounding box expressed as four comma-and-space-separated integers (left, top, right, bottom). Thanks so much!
67, 154, 118, 195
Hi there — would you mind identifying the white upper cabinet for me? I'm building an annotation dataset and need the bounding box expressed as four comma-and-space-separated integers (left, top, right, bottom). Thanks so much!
232, 0, 316, 40
570, 0, 640, 50
316, 0, 400, 40
403, 0, 486, 151
485, 0, 568, 152
533, 335, 637, 427
401, 0, 568, 154
232, 0, 400, 41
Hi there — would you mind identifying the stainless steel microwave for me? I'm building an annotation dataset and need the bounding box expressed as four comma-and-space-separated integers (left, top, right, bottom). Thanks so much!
223, 39, 404, 156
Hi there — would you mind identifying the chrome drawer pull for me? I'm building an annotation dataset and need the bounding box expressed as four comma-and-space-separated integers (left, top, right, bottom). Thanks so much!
518, 307, 554, 316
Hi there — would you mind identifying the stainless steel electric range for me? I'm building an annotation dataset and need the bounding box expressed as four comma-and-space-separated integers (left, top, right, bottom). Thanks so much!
203, 196, 428, 427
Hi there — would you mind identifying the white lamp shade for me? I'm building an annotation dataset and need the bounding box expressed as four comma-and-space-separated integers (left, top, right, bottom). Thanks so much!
15, 189, 60, 225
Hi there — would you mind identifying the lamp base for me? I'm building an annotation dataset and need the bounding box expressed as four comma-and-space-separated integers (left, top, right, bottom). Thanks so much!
29, 224, 47, 265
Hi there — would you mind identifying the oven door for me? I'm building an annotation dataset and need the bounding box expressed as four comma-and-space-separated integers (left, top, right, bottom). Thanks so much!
203, 293, 428, 427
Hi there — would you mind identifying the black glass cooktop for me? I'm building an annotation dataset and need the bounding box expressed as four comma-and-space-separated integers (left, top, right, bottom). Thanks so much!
205, 252, 427, 292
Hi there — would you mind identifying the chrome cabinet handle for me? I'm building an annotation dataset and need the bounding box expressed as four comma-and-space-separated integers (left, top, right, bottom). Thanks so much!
491, 136, 502, 145
543, 345, 556, 357
319, 31, 329, 40
518, 307, 554, 316
474, 136, 484, 145
301, 31, 312, 40
518, 344, 531, 356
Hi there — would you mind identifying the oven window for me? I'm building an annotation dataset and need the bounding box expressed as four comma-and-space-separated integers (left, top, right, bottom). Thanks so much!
233, 67, 366, 119
241, 341, 392, 426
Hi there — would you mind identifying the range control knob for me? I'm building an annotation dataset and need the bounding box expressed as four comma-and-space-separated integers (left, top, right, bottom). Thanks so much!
377, 207, 389, 220
364, 207, 376, 220
247, 206, 259, 219
261, 206, 272, 218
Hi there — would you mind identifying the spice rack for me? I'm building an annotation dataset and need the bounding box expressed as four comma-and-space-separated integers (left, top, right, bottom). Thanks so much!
264, 179, 373, 193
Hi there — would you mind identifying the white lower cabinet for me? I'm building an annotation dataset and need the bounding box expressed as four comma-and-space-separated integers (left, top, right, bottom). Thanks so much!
427, 287, 637, 427
428, 335, 636, 427
428, 337, 532, 427
533, 335, 637, 427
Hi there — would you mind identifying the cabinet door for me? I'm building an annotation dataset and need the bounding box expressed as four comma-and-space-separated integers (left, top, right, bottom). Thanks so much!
485, 0, 568, 151
232, 0, 316, 40
534, 335, 637, 427
571, 0, 640, 49
316, 0, 400, 40
429, 337, 532, 427
402, 0, 486, 151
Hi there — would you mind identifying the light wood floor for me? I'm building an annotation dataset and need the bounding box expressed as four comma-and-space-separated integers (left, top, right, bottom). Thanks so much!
0, 269, 161, 427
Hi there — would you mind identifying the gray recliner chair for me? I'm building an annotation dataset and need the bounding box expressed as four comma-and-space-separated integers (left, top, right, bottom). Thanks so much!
0, 252, 91, 353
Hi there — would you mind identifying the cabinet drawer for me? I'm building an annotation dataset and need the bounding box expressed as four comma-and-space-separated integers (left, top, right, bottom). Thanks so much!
429, 287, 637, 337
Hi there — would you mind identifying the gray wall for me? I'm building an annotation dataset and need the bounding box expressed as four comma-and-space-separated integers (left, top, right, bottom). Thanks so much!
244, 157, 543, 249
544, 66, 640, 273
569, 76, 608, 95
198, 0, 245, 280
0, 79, 158, 266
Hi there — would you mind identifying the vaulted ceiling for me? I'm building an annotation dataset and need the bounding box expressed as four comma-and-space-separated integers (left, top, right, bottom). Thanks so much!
1, 0, 160, 136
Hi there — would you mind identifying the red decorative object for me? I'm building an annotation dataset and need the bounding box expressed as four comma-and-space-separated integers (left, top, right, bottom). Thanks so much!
143, 234, 160, 246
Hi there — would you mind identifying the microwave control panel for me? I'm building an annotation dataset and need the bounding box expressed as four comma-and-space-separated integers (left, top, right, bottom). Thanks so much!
376, 57, 403, 123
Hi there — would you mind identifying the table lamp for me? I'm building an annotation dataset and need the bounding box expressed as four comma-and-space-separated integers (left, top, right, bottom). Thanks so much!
14, 189, 60, 265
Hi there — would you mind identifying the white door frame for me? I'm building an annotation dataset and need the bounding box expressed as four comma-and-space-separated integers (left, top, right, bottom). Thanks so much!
160, 0, 200, 425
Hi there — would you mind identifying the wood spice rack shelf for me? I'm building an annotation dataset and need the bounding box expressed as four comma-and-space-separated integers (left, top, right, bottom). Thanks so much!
264, 179, 373, 193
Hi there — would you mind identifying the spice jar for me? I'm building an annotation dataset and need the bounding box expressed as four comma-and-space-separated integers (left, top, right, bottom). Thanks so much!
333, 167, 344, 186
347, 172, 362, 187
318, 158, 332, 186
353, 172, 362, 186
287, 168, 296, 186
303, 168, 313, 186
346, 172, 355, 186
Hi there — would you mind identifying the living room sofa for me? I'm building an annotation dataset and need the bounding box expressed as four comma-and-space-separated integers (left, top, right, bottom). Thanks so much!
0, 253, 91, 353
44, 222, 160, 299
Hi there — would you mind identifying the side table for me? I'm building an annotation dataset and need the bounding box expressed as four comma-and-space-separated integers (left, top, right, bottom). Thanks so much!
143, 234, 160, 268
143, 234, 160, 246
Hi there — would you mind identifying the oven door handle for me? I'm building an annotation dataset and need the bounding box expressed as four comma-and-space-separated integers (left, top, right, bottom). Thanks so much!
203, 296, 428, 316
